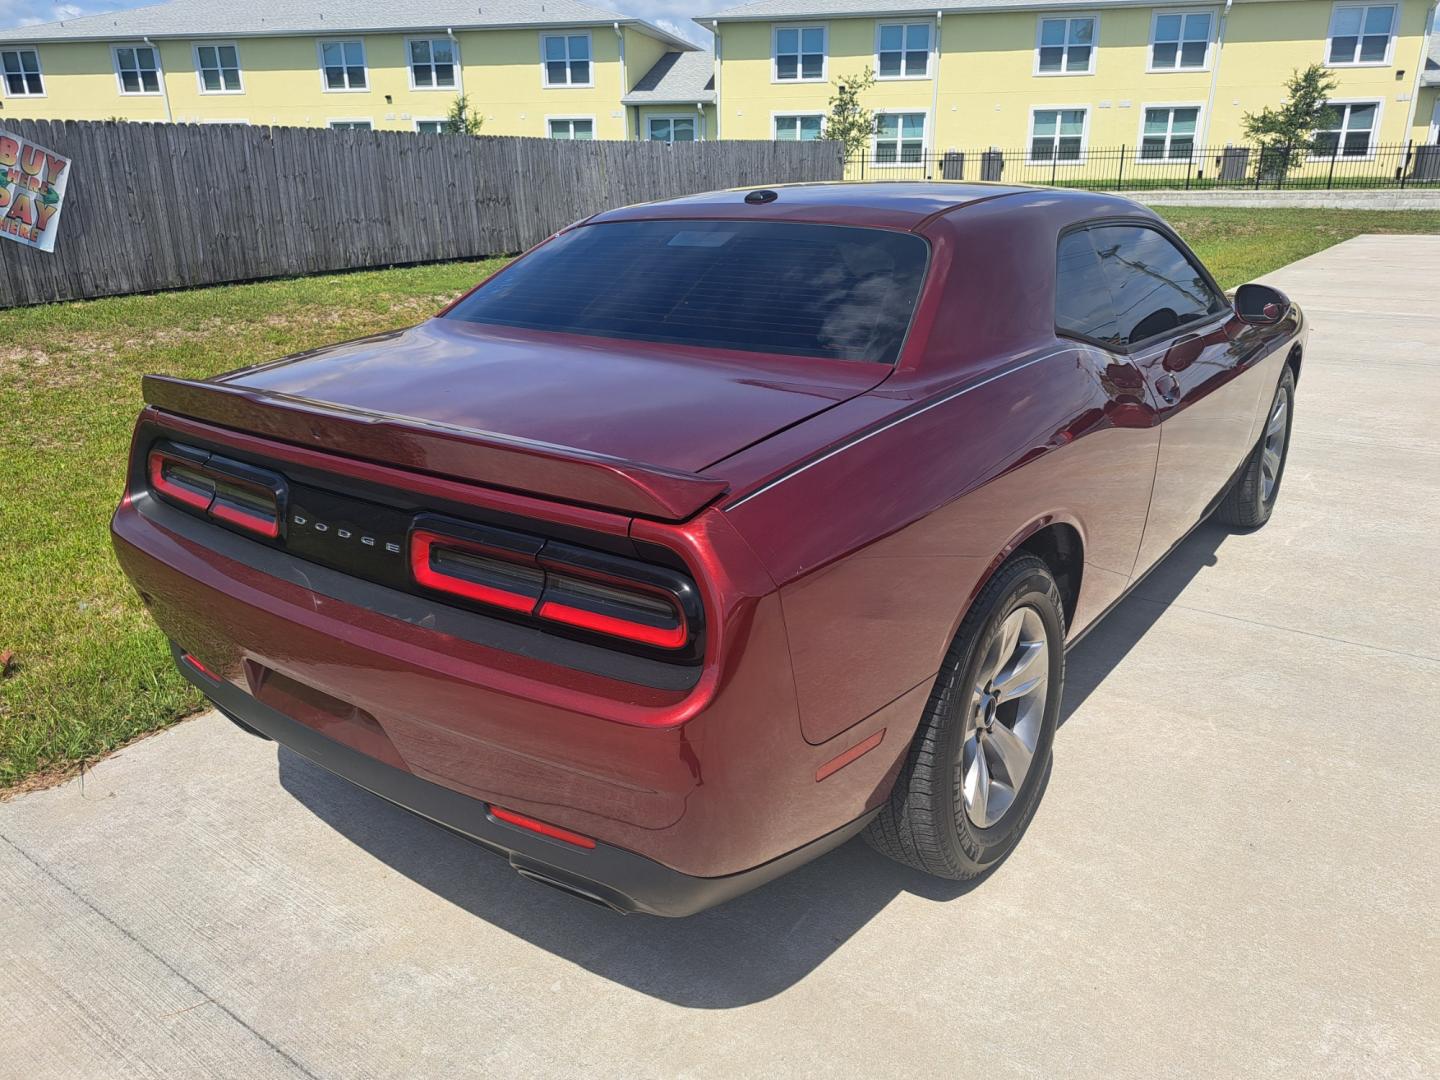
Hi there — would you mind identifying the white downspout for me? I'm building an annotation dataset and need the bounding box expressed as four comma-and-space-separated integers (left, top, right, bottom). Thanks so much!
711, 20, 723, 140
1401, 2, 1437, 140
144, 36, 173, 122
614, 22, 629, 140
447, 28, 464, 97
931, 11, 943, 157
1198, 0, 1232, 149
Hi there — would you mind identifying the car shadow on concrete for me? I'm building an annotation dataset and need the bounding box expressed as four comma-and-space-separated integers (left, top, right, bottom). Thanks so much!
276, 521, 1230, 1009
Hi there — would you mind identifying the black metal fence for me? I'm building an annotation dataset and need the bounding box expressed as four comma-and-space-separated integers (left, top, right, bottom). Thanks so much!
846, 142, 1440, 191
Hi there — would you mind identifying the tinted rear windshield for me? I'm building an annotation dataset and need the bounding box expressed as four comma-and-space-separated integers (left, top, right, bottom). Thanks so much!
445, 219, 929, 365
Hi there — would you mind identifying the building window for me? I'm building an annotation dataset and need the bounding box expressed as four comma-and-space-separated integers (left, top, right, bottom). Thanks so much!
320, 40, 367, 90
408, 37, 457, 89
1, 48, 43, 96
195, 43, 241, 93
1036, 17, 1096, 75
775, 114, 824, 141
1140, 106, 1199, 160
1313, 101, 1379, 157
774, 26, 825, 81
542, 34, 591, 87
648, 116, 697, 142
1150, 11, 1213, 71
875, 112, 925, 163
877, 23, 930, 78
114, 45, 162, 94
549, 117, 594, 139
1030, 108, 1087, 163
1326, 5, 1395, 65
328, 119, 372, 130
415, 119, 447, 134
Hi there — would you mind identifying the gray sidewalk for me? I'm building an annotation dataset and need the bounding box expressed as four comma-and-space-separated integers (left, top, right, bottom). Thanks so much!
3, 236, 1438, 1080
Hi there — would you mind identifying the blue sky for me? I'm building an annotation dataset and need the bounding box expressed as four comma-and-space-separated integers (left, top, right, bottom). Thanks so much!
0, 0, 720, 43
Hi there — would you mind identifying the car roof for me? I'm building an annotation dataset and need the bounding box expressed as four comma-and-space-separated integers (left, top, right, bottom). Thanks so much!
589, 181, 1143, 232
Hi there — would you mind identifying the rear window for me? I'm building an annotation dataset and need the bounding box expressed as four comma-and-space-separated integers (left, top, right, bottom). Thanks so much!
445, 219, 929, 365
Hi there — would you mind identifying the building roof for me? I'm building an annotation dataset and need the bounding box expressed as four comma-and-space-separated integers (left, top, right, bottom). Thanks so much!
705, 0, 1215, 20
1424, 36, 1439, 87
0, 0, 697, 50
621, 49, 715, 104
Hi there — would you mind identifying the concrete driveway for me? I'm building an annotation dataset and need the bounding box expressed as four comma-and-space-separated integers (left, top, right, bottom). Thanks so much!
3, 235, 1438, 1080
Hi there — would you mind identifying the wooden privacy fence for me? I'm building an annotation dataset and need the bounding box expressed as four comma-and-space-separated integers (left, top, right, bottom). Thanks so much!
0, 120, 845, 308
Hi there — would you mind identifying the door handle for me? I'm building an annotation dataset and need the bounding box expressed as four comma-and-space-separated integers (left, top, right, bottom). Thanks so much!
1155, 373, 1182, 405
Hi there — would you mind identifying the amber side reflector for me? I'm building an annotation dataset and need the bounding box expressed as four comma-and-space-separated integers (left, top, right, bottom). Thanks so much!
489, 805, 597, 849
816, 729, 885, 782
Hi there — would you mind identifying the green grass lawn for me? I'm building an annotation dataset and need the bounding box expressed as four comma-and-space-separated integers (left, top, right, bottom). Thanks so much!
2, 206, 1438, 791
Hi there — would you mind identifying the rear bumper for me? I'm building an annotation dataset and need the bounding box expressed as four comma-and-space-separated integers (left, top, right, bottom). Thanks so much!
180, 645, 875, 917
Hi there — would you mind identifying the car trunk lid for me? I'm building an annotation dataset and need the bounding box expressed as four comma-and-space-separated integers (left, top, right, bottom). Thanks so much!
143, 320, 889, 521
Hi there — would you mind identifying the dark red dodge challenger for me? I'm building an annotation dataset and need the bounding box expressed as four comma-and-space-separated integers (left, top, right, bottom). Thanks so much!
113, 183, 1304, 916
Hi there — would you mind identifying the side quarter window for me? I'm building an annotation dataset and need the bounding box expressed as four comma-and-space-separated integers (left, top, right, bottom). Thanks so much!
1055, 229, 1123, 347
1088, 224, 1226, 346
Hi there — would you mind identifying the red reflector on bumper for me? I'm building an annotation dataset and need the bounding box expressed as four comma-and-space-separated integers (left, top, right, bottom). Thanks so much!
489, 806, 597, 849
180, 652, 220, 681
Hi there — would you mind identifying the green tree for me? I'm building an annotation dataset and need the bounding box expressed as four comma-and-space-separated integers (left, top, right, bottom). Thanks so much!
443, 94, 485, 136
1242, 63, 1339, 176
823, 67, 877, 159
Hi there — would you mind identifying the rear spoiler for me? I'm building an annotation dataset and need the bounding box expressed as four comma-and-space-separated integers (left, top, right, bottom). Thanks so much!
141, 375, 729, 522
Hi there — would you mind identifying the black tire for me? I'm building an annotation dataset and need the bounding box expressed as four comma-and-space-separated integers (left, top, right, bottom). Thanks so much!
865, 554, 1065, 879
1218, 366, 1295, 529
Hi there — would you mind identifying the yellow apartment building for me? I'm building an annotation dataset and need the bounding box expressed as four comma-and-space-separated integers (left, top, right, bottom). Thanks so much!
703, 0, 1439, 167
0, 0, 702, 141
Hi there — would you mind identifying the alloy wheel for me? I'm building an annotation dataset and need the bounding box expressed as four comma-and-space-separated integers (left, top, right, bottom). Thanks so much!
959, 605, 1049, 829
1261, 389, 1289, 502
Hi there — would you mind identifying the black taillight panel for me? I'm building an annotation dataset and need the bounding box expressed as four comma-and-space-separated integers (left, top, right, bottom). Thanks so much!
147, 440, 287, 541
142, 438, 705, 665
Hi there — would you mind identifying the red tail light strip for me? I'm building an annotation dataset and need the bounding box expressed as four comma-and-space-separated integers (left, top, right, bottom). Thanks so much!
411, 518, 695, 653
535, 599, 687, 650
211, 498, 281, 539
147, 442, 285, 541
410, 530, 541, 614
149, 452, 214, 512
489, 805, 597, 849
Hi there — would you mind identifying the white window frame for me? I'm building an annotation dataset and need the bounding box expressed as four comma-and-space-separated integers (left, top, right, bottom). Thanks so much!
406, 35, 459, 91
112, 43, 164, 96
1147, 9, 1216, 73
1, 47, 46, 98
1134, 102, 1204, 163
875, 21, 932, 81
871, 109, 929, 167
1034, 15, 1099, 77
193, 41, 243, 95
646, 113, 701, 143
1309, 98, 1384, 160
540, 31, 594, 88
414, 117, 448, 134
1027, 105, 1090, 166
1324, 3, 1397, 67
547, 115, 597, 140
327, 118, 374, 131
772, 111, 826, 141
318, 39, 368, 93
772, 24, 827, 83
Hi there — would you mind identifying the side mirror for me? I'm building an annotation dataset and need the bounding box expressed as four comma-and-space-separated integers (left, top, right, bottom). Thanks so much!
1234, 283, 1291, 326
